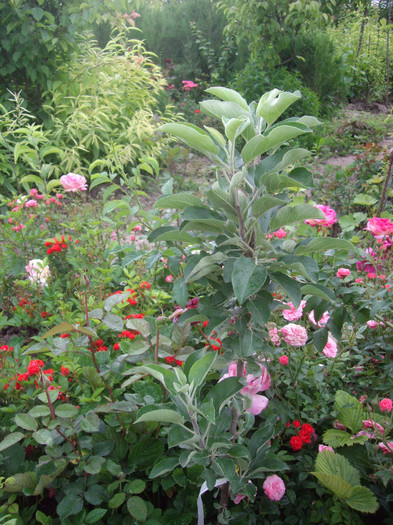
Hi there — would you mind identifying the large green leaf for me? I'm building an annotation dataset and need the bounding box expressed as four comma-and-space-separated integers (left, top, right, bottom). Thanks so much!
188, 352, 216, 388
270, 272, 302, 308
186, 252, 227, 282
264, 168, 313, 192
231, 257, 267, 305
149, 458, 179, 479
346, 486, 379, 513
270, 204, 324, 231
242, 123, 311, 163
15, 414, 37, 431
199, 100, 249, 121
127, 496, 148, 522
158, 123, 219, 156
153, 193, 206, 210
323, 429, 367, 448
0, 432, 25, 452
134, 409, 184, 426
295, 238, 356, 255
334, 391, 364, 433
315, 451, 360, 486
256, 89, 301, 125
256, 147, 311, 180
204, 377, 242, 412
312, 472, 354, 499
251, 196, 286, 219
205, 87, 249, 110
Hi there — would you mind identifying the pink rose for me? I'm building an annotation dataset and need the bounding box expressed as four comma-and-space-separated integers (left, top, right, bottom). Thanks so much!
282, 300, 306, 321
304, 205, 337, 228
365, 217, 393, 238
165, 275, 174, 283
182, 80, 198, 90
263, 475, 286, 501
367, 320, 384, 329
25, 199, 37, 208
378, 442, 393, 454
281, 324, 308, 347
279, 355, 289, 366
322, 335, 337, 358
318, 445, 334, 453
60, 173, 87, 192
308, 310, 329, 327
379, 398, 393, 412
268, 325, 281, 346
337, 268, 351, 278
25, 259, 50, 286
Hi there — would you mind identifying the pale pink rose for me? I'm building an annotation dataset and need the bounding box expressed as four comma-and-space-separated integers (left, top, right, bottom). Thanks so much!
378, 442, 393, 454
248, 394, 269, 415
232, 481, 256, 504
25, 199, 37, 208
281, 324, 308, 347
282, 300, 306, 321
25, 259, 50, 286
308, 310, 329, 327
60, 173, 87, 192
365, 217, 393, 238
263, 475, 286, 501
268, 325, 281, 346
318, 445, 334, 453
304, 205, 337, 228
165, 275, 174, 283
367, 320, 385, 329
36, 194, 44, 200
355, 278, 363, 283
379, 398, 393, 412
322, 335, 338, 358
274, 228, 287, 238
30, 188, 38, 197
132, 225, 142, 231
337, 268, 351, 278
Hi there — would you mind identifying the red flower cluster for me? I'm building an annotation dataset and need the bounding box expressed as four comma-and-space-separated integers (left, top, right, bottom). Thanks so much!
165, 356, 184, 366
125, 313, 145, 319
140, 281, 151, 290
289, 422, 315, 451
118, 330, 137, 340
0, 345, 13, 352
45, 235, 71, 255
89, 339, 107, 352
205, 331, 222, 352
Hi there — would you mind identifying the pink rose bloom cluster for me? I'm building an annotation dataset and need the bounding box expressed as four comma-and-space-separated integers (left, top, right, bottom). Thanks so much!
308, 310, 329, 327
263, 475, 286, 501
281, 324, 308, 347
182, 80, 198, 90
25, 259, 50, 287
220, 362, 271, 415
379, 398, 393, 412
365, 217, 393, 238
322, 335, 338, 358
337, 268, 351, 278
60, 173, 87, 192
305, 205, 337, 228
266, 228, 287, 240
282, 300, 306, 322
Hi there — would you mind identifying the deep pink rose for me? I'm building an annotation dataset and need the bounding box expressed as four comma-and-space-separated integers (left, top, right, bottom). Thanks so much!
281, 324, 308, 347
263, 475, 286, 501
365, 217, 393, 238
322, 335, 337, 358
279, 355, 289, 366
379, 398, 393, 412
60, 173, 87, 192
305, 205, 337, 228
308, 310, 329, 327
337, 268, 351, 278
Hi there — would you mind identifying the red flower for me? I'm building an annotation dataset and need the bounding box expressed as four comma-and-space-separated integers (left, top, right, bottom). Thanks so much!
290, 436, 303, 451
140, 281, 151, 290
27, 359, 44, 376
60, 366, 70, 376
293, 420, 301, 428
60, 333, 69, 338
301, 423, 314, 434
195, 109, 201, 114
113, 343, 120, 351
298, 429, 312, 444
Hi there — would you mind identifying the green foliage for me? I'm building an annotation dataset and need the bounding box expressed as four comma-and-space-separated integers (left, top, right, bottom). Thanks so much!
43, 29, 173, 177
312, 451, 378, 513
231, 66, 321, 119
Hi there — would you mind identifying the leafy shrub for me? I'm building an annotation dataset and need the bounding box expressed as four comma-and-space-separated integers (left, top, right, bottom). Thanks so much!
42, 28, 174, 178
230, 65, 320, 118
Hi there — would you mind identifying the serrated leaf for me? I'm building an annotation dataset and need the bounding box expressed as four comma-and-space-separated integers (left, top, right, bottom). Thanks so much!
334, 391, 364, 433
127, 495, 148, 522
346, 486, 378, 513
312, 472, 354, 498
315, 451, 360, 486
